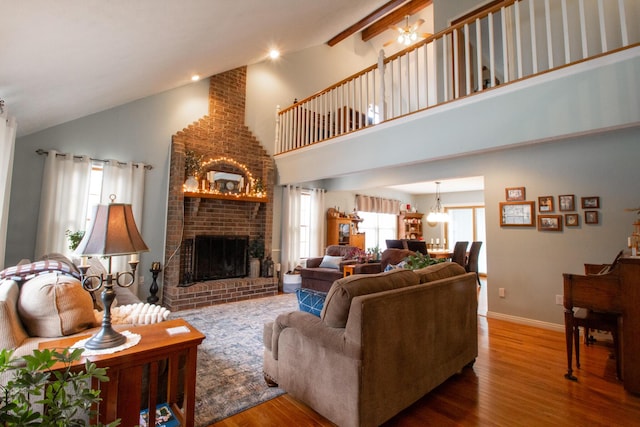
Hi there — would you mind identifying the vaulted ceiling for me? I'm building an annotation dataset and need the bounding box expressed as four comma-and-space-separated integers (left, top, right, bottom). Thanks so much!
1, 0, 430, 138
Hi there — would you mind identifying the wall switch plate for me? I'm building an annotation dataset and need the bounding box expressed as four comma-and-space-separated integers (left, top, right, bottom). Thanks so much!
499, 288, 505, 298
556, 294, 563, 305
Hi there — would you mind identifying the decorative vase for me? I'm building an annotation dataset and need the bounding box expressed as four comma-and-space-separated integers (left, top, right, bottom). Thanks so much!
184, 176, 199, 192
249, 258, 261, 278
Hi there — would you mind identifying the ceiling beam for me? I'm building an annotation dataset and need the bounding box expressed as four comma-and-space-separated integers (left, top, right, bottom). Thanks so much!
326, 0, 408, 47
361, 0, 432, 42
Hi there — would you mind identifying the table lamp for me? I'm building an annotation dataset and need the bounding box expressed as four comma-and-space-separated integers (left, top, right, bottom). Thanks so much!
75, 196, 149, 349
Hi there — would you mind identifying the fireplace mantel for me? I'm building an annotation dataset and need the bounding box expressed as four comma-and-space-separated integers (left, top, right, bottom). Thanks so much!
184, 192, 268, 203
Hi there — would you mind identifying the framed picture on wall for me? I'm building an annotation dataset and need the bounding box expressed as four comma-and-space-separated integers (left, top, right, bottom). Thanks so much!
558, 194, 575, 211
499, 201, 535, 226
585, 210, 599, 224
565, 213, 579, 227
538, 215, 562, 231
581, 196, 600, 209
505, 187, 526, 201
538, 196, 554, 212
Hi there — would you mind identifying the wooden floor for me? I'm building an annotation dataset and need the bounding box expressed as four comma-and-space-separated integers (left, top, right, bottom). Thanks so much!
210, 316, 640, 426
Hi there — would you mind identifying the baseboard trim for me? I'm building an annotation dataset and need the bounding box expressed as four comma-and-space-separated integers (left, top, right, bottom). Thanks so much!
486, 311, 564, 333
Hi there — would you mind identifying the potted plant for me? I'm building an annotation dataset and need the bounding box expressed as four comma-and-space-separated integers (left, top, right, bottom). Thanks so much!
367, 246, 381, 262
0, 347, 119, 426
248, 236, 265, 278
65, 229, 85, 251
404, 252, 444, 270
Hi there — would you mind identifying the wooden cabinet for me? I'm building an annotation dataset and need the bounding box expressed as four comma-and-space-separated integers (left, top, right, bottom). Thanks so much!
398, 212, 424, 240
327, 217, 365, 249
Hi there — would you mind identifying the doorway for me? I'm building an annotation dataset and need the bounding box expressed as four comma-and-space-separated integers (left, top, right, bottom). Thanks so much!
445, 205, 487, 315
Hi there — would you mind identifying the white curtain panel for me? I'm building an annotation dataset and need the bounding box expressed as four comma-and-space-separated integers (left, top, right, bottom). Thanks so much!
309, 188, 326, 257
0, 112, 17, 269
101, 160, 147, 292
35, 151, 91, 259
281, 185, 302, 274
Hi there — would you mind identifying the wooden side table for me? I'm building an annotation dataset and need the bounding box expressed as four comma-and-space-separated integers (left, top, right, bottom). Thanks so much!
39, 318, 205, 426
343, 264, 355, 277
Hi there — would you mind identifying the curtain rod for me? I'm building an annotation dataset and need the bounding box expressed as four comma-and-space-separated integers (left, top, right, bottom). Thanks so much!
36, 149, 153, 170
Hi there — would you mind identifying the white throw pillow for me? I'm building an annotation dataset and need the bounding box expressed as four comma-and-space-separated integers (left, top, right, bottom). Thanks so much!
99, 302, 170, 326
319, 255, 343, 270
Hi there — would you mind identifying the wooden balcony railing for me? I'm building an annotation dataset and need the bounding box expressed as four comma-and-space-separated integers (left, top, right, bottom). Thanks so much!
275, 0, 637, 155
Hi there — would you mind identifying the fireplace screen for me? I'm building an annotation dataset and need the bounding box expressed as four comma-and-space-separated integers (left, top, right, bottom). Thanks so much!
192, 235, 248, 281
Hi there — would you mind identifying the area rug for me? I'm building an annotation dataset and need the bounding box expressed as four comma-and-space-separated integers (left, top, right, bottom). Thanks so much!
172, 293, 298, 426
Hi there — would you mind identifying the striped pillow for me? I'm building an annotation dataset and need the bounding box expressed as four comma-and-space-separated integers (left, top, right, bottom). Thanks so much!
0, 260, 81, 282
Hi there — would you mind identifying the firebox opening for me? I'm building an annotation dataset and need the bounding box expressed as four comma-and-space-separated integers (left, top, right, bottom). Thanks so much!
184, 235, 249, 283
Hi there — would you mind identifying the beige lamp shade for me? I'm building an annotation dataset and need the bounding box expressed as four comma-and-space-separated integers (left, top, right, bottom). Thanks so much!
75, 203, 149, 256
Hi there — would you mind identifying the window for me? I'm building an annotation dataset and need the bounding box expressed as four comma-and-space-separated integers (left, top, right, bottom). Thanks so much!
84, 162, 103, 225
299, 191, 311, 258
358, 211, 397, 251
445, 206, 486, 274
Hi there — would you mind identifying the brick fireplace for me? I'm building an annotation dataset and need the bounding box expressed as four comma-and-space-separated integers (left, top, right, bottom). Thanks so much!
163, 67, 276, 312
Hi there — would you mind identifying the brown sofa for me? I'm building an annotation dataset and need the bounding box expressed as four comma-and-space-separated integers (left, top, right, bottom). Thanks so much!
300, 245, 358, 292
263, 262, 478, 427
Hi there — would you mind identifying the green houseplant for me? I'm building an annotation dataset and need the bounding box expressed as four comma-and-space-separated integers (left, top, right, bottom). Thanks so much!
65, 230, 85, 252
404, 252, 444, 270
0, 348, 119, 426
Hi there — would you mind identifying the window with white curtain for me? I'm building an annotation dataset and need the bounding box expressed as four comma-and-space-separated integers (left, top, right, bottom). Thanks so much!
84, 162, 104, 225
299, 191, 311, 258
35, 151, 147, 262
357, 211, 397, 251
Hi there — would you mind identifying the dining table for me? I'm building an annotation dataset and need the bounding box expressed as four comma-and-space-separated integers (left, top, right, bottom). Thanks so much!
428, 249, 453, 259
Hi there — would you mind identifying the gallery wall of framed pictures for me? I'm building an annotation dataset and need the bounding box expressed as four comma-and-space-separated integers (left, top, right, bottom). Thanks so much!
500, 187, 601, 231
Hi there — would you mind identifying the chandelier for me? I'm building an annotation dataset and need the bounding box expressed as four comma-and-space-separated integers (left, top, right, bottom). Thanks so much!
426, 182, 450, 223
397, 15, 419, 46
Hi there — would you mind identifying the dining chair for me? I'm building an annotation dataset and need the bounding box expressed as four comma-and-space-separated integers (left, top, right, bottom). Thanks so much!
405, 240, 428, 254
451, 241, 469, 267
385, 239, 406, 250
465, 241, 483, 287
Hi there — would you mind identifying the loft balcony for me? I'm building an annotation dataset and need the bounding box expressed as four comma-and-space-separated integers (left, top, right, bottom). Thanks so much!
274, 0, 639, 185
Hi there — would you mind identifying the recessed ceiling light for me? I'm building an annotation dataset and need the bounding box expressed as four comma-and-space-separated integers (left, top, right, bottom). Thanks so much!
191, 74, 200, 81
268, 49, 280, 60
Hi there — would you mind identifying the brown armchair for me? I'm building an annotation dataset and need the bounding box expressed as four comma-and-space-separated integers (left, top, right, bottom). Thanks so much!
300, 245, 358, 292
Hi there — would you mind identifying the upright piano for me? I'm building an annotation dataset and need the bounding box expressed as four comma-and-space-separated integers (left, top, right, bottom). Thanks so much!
563, 256, 640, 394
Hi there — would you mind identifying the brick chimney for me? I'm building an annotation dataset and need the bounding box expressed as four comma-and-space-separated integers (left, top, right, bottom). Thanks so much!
163, 67, 276, 311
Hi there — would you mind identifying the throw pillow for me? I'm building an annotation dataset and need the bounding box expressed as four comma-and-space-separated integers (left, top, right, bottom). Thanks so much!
18, 272, 97, 337
0, 260, 81, 282
384, 261, 407, 271
319, 255, 343, 270
39, 253, 82, 277
295, 288, 327, 317
98, 302, 170, 325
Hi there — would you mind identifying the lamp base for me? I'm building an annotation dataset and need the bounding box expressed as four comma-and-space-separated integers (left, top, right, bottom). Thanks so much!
84, 326, 127, 350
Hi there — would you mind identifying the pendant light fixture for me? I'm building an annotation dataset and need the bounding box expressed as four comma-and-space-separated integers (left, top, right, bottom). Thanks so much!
426, 181, 450, 224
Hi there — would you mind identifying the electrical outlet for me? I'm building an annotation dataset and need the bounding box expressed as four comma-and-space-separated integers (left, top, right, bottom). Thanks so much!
499, 288, 505, 298
556, 294, 563, 305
